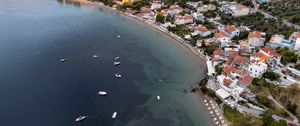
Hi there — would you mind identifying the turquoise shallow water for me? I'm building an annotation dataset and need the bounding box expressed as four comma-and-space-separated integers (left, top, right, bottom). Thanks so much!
0, 0, 208, 125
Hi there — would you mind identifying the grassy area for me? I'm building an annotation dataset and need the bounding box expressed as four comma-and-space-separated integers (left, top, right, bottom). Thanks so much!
223, 105, 263, 126
250, 78, 300, 120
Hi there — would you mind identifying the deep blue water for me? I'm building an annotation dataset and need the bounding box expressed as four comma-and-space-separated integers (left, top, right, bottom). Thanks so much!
0, 0, 208, 125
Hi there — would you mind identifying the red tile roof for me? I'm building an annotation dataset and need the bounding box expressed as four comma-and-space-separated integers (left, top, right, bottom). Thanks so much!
223, 66, 238, 75
225, 25, 237, 33
212, 58, 223, 62
215, 31, 229, 39
157, 11, 167, 16
239, 75, 253, 86
295, 32, 300, 38
141, 6, 151, 13
260, 48, 281, 58
226, 51, 238, 59
198, 27, 209, 33
224, 78, 233, 87
213, 48, 222, 56
224, 60, 233, 66
233, 56, 249, 64
248, 31, 262, 39
254, 52, 265, 58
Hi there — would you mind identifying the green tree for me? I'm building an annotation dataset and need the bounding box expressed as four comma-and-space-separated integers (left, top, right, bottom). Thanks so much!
294, 64, 300, 70
156, 14, 165, 23
263, 71, 280, 81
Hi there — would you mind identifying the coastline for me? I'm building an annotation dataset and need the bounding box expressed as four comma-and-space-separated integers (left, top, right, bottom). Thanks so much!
69, 0, 207, 65
66, 0, 215, 125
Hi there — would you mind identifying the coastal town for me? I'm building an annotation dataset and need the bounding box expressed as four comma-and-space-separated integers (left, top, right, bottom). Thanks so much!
65, 0, 300, 125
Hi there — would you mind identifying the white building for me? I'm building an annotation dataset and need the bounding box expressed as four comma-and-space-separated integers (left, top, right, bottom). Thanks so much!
197, 26, 212, 37
248, 31, 265, 47
214, 31, 230, 47
174, 14, 193, 25
248, 62, 268, 77
197, 4, 216, 12
150, 3, 162, 10
289, 32, 300, 50
219, 4, 250, 17
225, 25, 240, 39
163, 6, 183, 15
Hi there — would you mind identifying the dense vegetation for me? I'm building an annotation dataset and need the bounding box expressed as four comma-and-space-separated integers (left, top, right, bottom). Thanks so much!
276, 47, 299, 65
219, 12, 296, 39
156, 14, 165, 23
263, 71, 280, 81
262, 0, 300, 25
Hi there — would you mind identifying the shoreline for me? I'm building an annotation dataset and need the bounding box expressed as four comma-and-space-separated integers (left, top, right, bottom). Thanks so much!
65, 0, 215, 125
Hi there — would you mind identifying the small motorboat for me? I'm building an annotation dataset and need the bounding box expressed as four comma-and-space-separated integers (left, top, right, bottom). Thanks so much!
93, 55, 98, 58
115, 74, 122, 78
75, 116, 87, 122
114, 57, 120, 60
117, 35, 120, 38
156, 96, 160, 101
98, 91, 107, 96
60, 59, 66, 62
112, 112, 117, 119
114, 62, 121, 66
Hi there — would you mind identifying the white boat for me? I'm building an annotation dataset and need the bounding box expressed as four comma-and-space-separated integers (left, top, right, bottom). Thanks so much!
60, 59, 66, 62
93, 55, 98, 58
117, 35, 120, 38
112, 112, 117, 119
114, 57, 120, 60
98, 91, 107, 96
114, 62, 121, 66
115, 74, 122, 78
75, 116, 87, 122
156, 96, 160, 101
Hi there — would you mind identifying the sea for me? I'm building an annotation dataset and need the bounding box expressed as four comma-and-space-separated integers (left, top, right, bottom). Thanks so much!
0, 0, 209, 125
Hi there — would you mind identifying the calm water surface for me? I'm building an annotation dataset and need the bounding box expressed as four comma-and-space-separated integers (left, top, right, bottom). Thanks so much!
0, 0, 208, 125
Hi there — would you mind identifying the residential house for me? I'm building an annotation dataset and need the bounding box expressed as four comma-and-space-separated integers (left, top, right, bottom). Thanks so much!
197, 26, 212, 37
289, 32, 300, 50
150, 2, 161, 10
238, 74, 253, 88
219, 3, 250, 17
192, 12, 206, 22
267, 34, 284, 49
174, 14, 193, 25
248, 61, 268, 77
140, 6, 151, 13
259, 47, 282, 67
163, 6, 183, 15
225, 25, 240, 39
197, 4, 216, 12
248, 31, 265, 47
186, 1, 202, 10
214, 31, 230, 47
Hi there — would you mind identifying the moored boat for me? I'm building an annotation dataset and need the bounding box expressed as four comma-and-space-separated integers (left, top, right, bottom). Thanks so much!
75, 116, 87, 122
114, 62, 121, 66
98, 91, 107, 96
112, 112, 117, 119
60, 59, 66, 62
115, 74, 122, 78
